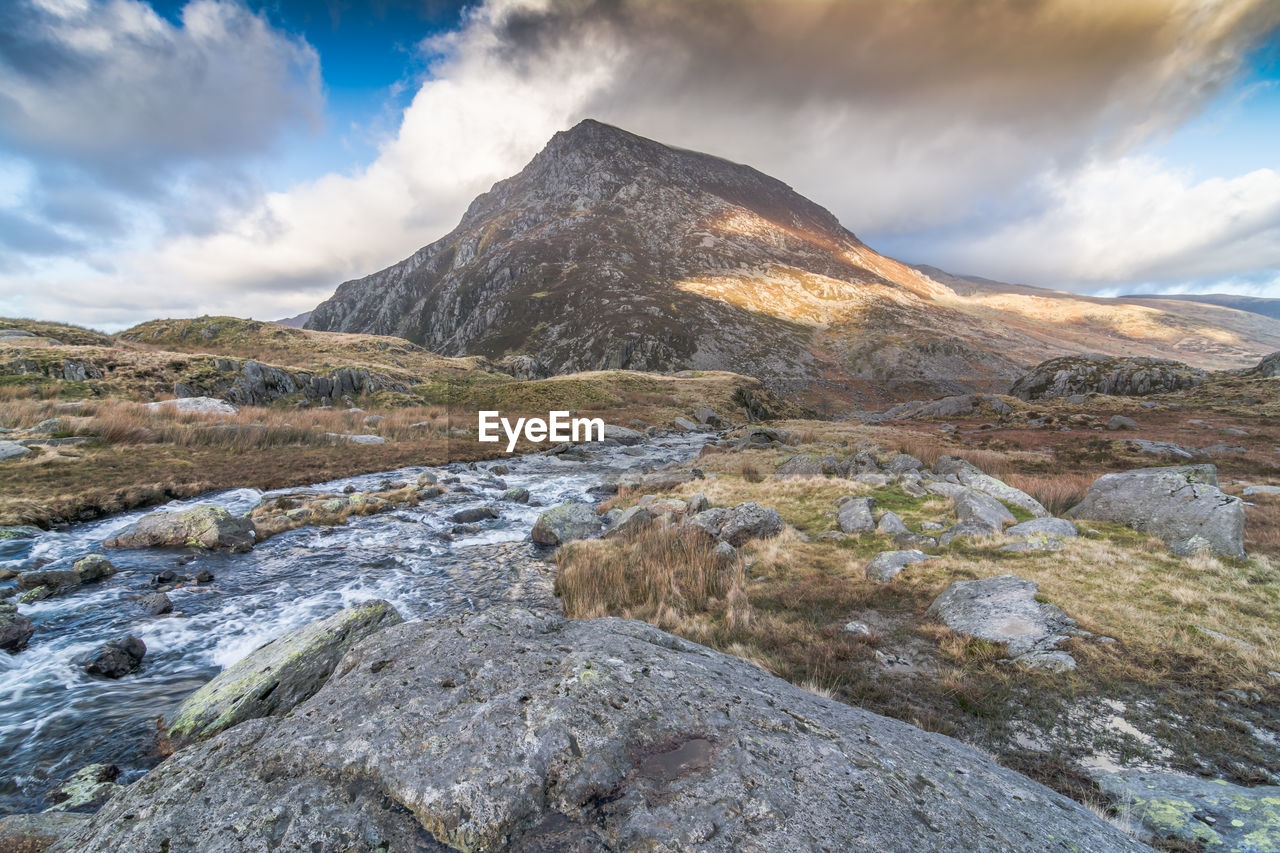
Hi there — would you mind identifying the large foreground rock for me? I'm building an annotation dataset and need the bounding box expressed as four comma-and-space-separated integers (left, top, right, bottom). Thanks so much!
165, 600, 402, 747
928, 575, 1078, 671
1067, 464, 1245, 557
1098, 770, 1280, 851
530, 501, 602, 546
105, 505, 255, 552
56, 608, 1145, 853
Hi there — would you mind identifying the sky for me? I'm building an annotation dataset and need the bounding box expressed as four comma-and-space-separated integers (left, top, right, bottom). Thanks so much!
0, 0, 1278, 330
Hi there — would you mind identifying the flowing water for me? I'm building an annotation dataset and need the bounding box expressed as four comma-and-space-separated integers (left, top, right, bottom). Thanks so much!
0, 432, 709, 815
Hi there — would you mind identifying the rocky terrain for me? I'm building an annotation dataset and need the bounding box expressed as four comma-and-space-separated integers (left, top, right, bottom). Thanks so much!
307, 120, 1280, 409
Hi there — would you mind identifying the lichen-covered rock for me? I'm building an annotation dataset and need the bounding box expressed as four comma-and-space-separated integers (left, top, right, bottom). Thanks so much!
0, 812, 89, 852
837, 496, 876, 534
164, 600, 402, 747
499, 486, 531, 503
875, 510, 908, 536
530, 501, 602, 546
105, 505, 255, 552
935, 456, 1049, 518
953, 489, 1016, 532
865, 549, 933, 582
146, 397, 238, 415
603, 505, 653, 539
928, 575, 1077, 671
1098, 770, 1280, 851
70, 555, 116, 583
1010, 354, 1205, 400
1006, 518, 1078, 539
55, 608, 1146, 853
1067, 464, 1245, 557
774, 454, 824, 479
687, 502, 784, 547
44, 764, 125, 813
0, 601, 35, 653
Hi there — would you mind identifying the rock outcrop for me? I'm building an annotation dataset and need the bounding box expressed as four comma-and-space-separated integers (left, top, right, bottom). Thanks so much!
165, 600, 403, 747
55, 608, 1145, 852
864, 549, 933, 582
105, 505, 256, 552
928, 576, 1079, 671
1067, 464, 1245, 557
1009, 354, 1206, 400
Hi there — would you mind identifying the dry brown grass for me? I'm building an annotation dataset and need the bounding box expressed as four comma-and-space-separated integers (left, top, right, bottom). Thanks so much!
1244, 494, 1280, 559
1005, 472, 1094, 516
555, 523, 752, 632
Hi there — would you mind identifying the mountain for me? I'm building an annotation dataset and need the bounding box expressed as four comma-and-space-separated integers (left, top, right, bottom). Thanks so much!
308, 120, 1280, 408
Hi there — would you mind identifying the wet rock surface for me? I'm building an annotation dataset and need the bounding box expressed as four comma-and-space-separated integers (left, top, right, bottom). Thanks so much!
55, 607, 1145, 853
164, 600, 402, 747
0, 601, 34, 653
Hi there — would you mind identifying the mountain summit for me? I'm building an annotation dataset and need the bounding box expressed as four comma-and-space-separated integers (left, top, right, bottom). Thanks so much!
308, 120, 1280, 406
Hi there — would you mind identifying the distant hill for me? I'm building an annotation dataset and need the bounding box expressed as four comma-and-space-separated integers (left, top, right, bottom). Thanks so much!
1118, 293, 1280, 322
275, 311, 312, 328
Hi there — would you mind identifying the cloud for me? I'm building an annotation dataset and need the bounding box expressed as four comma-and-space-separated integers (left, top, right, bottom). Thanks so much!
923, 156, 1280, 293
0, 0, 322, 185
3, 0, 1279, 328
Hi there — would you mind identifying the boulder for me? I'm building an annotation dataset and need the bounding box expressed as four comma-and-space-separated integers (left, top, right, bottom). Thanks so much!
530, 502, 602, 546
1067, 465, 1245, 557
875, 511, 908, 536
53, 608, 1146, 853
0, 441, 33, 461
1009, 355, 1205, 400
672, 416, 701, 431
774, 455, 824, 479
0, 601, 35, 653
1105, 415, 1138, 431
999, 536, 1067, 553
893, 531, 938, 550
1097, 770, 1280, 851
603, 506, 654, 539
953, 489, 1016, 532
17, 568, 80, 591
1005, 518, 1078, 539
836, 497, 876, 534
865, 550, 933, 582
686, 503, 784, 547
146, 397, 238, 415
620, 468, 697, 492
499, 487, 531, 503
0, 813, 89, 852
139, 593, 173, 616
692, 405, 726, 428
70, 554, 116, 583
928, 576, 1077, 671
497, 354, 548, 380
324, 433, 388, 444
450, 507, 500, 524
1123, 439, 1200, 460
686, 493, 709, 515
416, 470, 438, 486
936, 457, 1049, 518
165, 600, 402, 746
711, 541, 738, 566
105, 505, 255, 552
81, 636, 146, 679
885, 453, 924, 474
1243, 485, 1280, 497
601, 424, 645, 445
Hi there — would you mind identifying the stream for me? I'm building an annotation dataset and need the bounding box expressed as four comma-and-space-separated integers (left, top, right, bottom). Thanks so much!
0, 431, 709, 815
